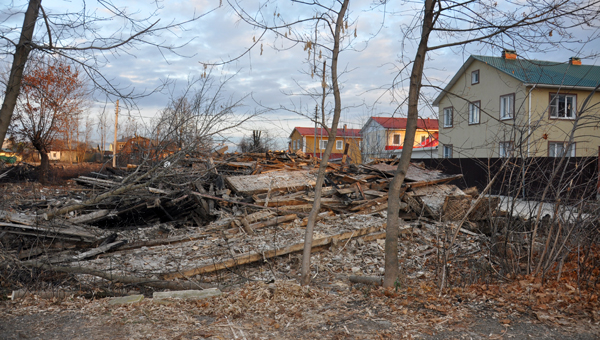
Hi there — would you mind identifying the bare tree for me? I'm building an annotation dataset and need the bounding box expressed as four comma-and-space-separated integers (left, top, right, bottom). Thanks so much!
0, 0, 218, 148
238, 130, 272, 153
150, 73, 256, 163
383, 0, 600, 288
97, 106, 112, 153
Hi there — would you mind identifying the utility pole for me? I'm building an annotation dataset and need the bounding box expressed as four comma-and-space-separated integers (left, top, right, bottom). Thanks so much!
112, 100, 119, 168
314, 104, 318, 159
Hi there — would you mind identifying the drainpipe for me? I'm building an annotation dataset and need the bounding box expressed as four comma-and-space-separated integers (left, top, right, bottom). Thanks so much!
527, 84, 537, 157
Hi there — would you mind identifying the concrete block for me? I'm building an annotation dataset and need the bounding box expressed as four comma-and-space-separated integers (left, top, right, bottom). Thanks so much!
152, 288, 221, 300
108, 294, 144, 305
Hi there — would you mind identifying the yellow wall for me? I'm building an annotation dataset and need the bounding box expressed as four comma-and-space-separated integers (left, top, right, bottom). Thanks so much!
528, 88, 600, 157
385, 129, 436, 146
290, 129, 362, 164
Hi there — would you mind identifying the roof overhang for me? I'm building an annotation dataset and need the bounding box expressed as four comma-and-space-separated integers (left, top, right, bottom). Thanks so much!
523, 84, 600, 91
432, 56, 477, 107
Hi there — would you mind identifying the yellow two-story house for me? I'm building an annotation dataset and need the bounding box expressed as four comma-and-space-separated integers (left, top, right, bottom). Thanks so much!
433, 51, 600, 159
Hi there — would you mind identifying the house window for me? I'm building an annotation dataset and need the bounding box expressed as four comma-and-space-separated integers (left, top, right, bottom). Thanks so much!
336, 140, 343, 150
468, 101, 480, 125
500, 94, 514, 120
420, 135, 427, 144
499, 142, 513, 157
471, 70, 480, 85
392, 134, 401, 145
548, 142, 575, 157
319, 140, 328, 149
443, 107, 453, 128
443, 145, 453, 158
550, 94, 576, 119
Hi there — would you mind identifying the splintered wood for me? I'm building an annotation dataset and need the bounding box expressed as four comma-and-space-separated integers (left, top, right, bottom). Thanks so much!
225, 170, 317, 195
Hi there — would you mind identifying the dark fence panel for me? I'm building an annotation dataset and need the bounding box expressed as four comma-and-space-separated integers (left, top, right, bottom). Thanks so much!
419, 157, 598, 202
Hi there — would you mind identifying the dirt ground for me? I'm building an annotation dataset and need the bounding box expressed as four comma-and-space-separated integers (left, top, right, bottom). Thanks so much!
1, 277, 599, 340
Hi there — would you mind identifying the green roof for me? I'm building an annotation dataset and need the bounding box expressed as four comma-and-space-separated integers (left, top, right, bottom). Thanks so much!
472, 55, 600, 88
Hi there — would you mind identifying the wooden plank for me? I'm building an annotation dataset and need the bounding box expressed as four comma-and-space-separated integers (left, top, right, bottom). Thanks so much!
0, 222, 97, 242
191, 192, 273, 210
405, 174, 463, 188
162, 224, 385, 280
69, 210, 110, 224
28, 240, 127, 264
225, 170, 317, 195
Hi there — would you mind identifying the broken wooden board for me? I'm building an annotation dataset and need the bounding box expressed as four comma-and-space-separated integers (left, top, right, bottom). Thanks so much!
225, 170, 317, 195
365, 163, 460, 185
411, 184, 466, 219
468, 196, 501, 220
442, 195, 473, 221
0, 221, 98, 242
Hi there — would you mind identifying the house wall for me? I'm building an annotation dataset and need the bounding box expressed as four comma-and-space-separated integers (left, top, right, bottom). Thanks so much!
385, 129, 435, 147
361, 122, 387, 161
290, 129, 362, 163
528, 87, 600, 157
362, 122, 438, 161
438, 60, 530, 158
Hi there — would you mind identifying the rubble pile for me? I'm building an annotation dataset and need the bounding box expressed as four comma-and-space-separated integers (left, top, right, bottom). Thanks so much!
0, 151, 500, 291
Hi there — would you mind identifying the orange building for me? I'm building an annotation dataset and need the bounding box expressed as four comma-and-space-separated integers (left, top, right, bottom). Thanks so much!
289, 126, 362, 164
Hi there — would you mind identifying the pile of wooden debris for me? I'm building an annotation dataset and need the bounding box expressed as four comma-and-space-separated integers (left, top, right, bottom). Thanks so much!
1, 151, 500, 292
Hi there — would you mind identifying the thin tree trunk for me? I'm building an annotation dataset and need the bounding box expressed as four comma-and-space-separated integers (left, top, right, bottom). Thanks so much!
300, 0, 349, 286
0, 0, 40, 148
38, 148, 49, 184
383, 0, 435, 288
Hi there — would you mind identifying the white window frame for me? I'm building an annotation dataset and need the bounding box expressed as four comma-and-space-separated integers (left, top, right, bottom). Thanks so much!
471, 70, 479, 85
319, 140, 327, 149
420, 135, 427, 144
500, 94, 514, 120
548, 142, 575, 158
443, 107, 453, 128
392, 134, 401, 145
468, 101, 480, 124
336, 140, 344, 150
550, 94, 576, 119
499, 141, 513, 157
443, 145, 453, 158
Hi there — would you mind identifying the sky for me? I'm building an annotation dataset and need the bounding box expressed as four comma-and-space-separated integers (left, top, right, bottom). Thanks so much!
1, 0, 599, 150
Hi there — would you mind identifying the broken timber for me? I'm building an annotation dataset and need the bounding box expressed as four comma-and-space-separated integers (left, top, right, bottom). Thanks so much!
225, 170, 317, 195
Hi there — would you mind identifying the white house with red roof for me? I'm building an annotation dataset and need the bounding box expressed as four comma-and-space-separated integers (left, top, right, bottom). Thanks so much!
289, 126, 362, 164
360, 117, 439, 161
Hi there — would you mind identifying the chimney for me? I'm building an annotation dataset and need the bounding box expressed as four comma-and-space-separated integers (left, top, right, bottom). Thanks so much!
502, 49, 517, 60
569, 57, 582, 65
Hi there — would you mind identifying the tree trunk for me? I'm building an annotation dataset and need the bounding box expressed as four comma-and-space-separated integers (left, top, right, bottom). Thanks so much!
300, 0, 349, 286
383, 0, 435, 288
0, 0, 40, 148
38, 148, 50, 184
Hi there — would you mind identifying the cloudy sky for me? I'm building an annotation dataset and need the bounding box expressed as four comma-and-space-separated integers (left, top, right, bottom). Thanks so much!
2, 0, 599, 149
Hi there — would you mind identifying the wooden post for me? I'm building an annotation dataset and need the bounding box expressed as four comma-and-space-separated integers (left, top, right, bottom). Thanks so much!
112, 100, 119, 168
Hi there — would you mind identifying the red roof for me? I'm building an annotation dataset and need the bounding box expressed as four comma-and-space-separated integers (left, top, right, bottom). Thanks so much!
293, 127, 361, 138
370, 117, 438, 130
